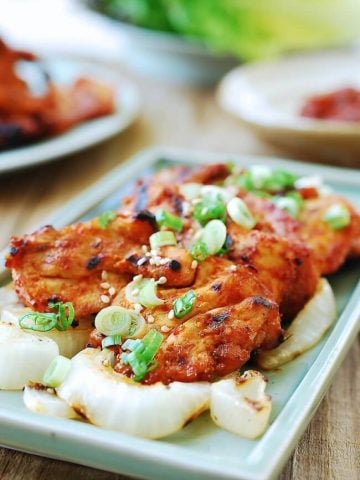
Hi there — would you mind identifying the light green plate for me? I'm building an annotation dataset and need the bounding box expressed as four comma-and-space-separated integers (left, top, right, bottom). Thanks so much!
0, 147, 359, 480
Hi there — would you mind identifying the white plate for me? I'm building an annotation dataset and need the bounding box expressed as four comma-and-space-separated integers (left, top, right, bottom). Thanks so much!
0, 147, 359, 480
0, 59, 140, 174
218, 48, 360, 166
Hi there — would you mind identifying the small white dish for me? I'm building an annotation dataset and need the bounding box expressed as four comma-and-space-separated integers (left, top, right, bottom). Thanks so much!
0, 58, 140, 174
218, 48, 360, 167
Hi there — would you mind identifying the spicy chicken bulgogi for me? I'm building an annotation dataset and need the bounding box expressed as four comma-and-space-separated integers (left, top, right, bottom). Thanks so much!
5, 163, 360, 385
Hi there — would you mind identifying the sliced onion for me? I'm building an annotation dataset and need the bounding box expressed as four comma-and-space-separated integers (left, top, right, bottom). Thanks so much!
210, 370, 271, 439
23, 383, 79, 418
0, 322, 59, 390
57, 348, 210, 439
1, 304, 92, 358
257, 278, 336, 370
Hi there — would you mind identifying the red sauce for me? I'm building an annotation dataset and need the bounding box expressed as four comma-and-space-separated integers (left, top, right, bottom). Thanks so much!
300, 87, 360, 122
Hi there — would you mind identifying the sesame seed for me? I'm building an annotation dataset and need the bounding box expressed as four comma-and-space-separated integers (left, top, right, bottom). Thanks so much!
201, 207, 208, 215
131, 288, 139, 296
157, 276, 167, 284
141, 245, 148, 253
147, 315, 155, 324
108, 287, 116, 296
191, 198, 201, 205
193, 230, 202, 240
168, 309, 175, 320
154, 256, 162, 263
133, 303, 143, 312
101, 270, 108, 280
191, 260, 198, 269
145, 252, 152, 257
137, 257, 147, 266
149, 258, 155, 265
46, 388, 54, 395
133, 274, 143, 282
161, 325, 171, 333
150, 249, 159, 256
100, 294, 110, 304
229, 265, 237, 272
100, 282, 110, 289
159, 258, 168, 265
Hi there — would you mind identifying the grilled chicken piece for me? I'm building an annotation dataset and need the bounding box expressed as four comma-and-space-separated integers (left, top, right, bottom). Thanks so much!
142, 297, 281, 384
0, 38, 114, 149
298, 196, 359, 274
115, 246, 197, 288
6, 214, 155, 317
227, 228, 318, 320
122, 163, 231, 214
112, 257, 275, 333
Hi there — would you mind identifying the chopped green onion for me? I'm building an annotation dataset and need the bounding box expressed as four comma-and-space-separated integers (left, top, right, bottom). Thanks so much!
324, 203, 351, 230
227, 197, 256, 229
179, 183, 202, 200
48, 301, 75, 331
193, 194, 226, 226
19, 312, 57, 332
138, 279, 164, 308
201, 219, 227, 255
272, 196, 300, 218
149, 231, 177, 250
190, 241, 209, 262
121, 329, 163, 381
101, 334, 122, 350
19, 301, 75, 332
237, 166, 297, 193
126, 278, 164, 308
156, 209, 183, 232
173, 290, 197, 319
98, 210, 116, 229
42, 355, 71, 388
95, 306, 145, 338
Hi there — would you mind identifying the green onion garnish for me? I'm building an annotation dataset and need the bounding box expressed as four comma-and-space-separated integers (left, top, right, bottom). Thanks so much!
121, 329, 163, 381
156, 209, 183, 232
125, 278, 164, 308
272, 196, 301, 219
138, 279, 164, 308
149, 231, 177, 250
323, 203, 351, 230
101, 334, 122, 350
98, 210, 117, 229
237, 166, 297, 193
193, 194, 226, 226
95, 306, 145, 338
19, 301, 75, 332
48, 301, 75, 331
227, 197, 256, 229
190, 241, 209, 262
201, 219, 227, 255
173, 290, 197, 319
42, 355, 72, 388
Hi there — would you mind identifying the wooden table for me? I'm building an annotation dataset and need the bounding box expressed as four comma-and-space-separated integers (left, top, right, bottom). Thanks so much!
0, 64, 359, 480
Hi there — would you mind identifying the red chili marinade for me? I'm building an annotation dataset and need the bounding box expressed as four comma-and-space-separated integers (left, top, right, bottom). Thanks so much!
300, 87, 360, 122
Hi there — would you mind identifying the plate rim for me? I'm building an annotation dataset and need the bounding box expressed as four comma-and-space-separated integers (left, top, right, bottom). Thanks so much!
0, 59, 141, 174
0, 146, 359, 480
217, 47, 360, 137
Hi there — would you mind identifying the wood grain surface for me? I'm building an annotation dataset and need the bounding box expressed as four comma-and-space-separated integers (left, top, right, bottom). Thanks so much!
0, 62, 359, 480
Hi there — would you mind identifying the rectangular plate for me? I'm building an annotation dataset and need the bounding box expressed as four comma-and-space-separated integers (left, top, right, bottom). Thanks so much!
0, 147, 359, 480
